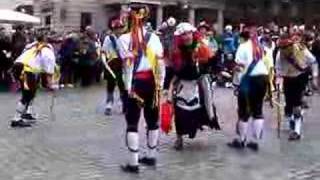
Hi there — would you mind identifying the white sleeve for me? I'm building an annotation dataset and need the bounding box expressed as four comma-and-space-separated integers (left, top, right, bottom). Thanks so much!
101, 36, 109, 52
41, 48, 56, 74
304, 48, 316, 65
235, 45, 246, 65
150, 34, 164, 58
118, 34, 133, 92
303, 48, 319, 77
117, 34, 134, 60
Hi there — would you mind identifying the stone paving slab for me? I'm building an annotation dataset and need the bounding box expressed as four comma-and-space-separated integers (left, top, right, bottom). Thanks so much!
0, 86, 319, 180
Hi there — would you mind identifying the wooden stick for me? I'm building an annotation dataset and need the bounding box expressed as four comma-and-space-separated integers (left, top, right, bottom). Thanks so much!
50, 92, 56, 121
276, 84, 282, 138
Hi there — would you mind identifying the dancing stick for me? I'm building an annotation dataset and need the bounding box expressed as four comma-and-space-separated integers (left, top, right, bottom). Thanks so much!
50, 91, 56, 121
276, 84, 282, 138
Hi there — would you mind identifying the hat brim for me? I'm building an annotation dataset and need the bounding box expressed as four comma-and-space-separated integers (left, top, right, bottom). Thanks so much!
198, 25, 210, 30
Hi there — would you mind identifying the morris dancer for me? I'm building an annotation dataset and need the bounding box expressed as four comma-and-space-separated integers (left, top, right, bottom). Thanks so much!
11, 33, 56, 128
117, 5, 165, 173
228, 24, 269, 151
102, 15, 127, 115
276, 34, 318, 141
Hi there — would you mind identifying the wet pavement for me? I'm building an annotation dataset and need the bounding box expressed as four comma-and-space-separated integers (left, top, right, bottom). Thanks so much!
0, 85, 319, 180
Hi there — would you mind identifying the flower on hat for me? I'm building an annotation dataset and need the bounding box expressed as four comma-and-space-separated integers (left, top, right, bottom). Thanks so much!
174, 22, 196, 36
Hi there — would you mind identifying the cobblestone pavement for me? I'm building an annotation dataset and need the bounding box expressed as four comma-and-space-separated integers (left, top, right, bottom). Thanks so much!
0, 85, 319, 180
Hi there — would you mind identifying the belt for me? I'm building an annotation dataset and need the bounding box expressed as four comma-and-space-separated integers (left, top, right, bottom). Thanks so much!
134, 70, 153, 80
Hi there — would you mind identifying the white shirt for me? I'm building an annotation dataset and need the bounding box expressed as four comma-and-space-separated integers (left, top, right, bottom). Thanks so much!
118, 30, 163, 72
117, 29, 164, 91
235, 40, 269, 78
276, 45, 316, 77
16, 42, 56, 74
102, 35, 119, 60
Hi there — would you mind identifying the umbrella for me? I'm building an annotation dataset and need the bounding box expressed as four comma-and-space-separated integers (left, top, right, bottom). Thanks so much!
0, 9, 40, 24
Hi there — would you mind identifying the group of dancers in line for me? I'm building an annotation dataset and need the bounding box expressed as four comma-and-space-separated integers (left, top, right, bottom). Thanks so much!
9, 4, 318, 174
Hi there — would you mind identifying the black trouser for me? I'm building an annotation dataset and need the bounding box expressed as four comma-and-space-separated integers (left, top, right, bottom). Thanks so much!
0, 54, 13, 85
283, 73, 309, 117
21, 72, 40, 109
105, 58, 126, 104
79, 64, 94, 87
59, 59, 76, 85
238, 75, 268, 122
12, 63, 40, 107
125, 78, 159, 132
163, 66, 174, 90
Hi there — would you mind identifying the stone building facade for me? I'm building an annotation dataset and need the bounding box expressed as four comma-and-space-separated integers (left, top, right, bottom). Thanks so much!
32, 0, 320, 34
224, 0, 320, 26
33, 0, 225, 33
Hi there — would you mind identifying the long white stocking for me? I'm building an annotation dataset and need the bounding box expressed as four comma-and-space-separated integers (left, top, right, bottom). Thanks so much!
126, 132, 139, 166
237, 121, 249, 142
13, 101, 26, 121
147, 130, 159, 158
294, 118, 302, 135
252, 119, 264, 142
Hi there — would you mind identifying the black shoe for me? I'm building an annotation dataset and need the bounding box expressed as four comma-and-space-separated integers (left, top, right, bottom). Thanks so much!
139, 157, 156, 166
227, 139, 245, 149
174, 138, 183, 151
246, 142, 259, 151
10, 120, 32, 128
21, 113, 36, 120
288, 132, 301, 141
120, 164, 139, 174
305, 90, 313, 96
302, 103, 310, 109
104, 108, 112, 116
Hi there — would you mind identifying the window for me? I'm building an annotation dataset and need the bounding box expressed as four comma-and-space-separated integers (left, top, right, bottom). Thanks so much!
81, 12, 92, 31
45, 15, 51, 26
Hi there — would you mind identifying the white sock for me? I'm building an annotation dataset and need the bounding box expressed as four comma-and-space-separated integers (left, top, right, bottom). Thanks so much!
237, 121, 249, 142
13, 101, 26, 121
26, 105, 33, 115
126, 132, 139, 166
147, 130, 159, 158
106, 102, 113, 109
252, 119, 264, 142
294, 118, 302, 135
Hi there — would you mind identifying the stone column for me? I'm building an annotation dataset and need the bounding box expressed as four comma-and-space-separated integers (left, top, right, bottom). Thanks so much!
156, 5, 163, 29
290, 2, 298, 18
271, 0, 280, 16
217, 9, 224, 34
52, 1, 60, 32
33, 0, 41, 17
188, 8, 195, 25
33, 0, 44, 27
